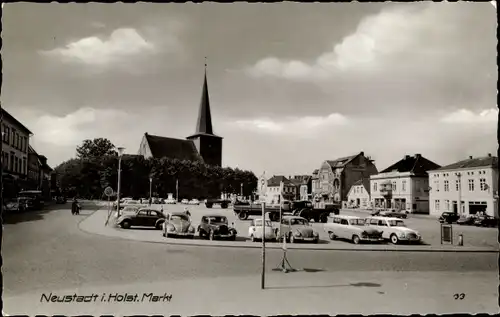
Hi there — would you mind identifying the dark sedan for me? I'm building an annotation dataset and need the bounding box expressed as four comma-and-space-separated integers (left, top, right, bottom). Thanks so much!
439, 212, 460, 224
117, 208, 166, 229
473, 215, 499, 228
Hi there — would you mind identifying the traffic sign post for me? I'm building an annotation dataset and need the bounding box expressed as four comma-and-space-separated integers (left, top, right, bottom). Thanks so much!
104, 187, 114, 226
259, 172, 267, 289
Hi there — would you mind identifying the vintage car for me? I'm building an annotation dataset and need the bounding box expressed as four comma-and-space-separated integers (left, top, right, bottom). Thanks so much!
248, 218, 277, 242
280, 216, 319, 243
189, 199, 200, 205
121, 205, 141, 214
116, 200, 146, 210
165, 198, 177, 204
457, 215, 477, 225
324, 215, 383, 244
364, 216, 421, 244
473, 215, 498, 227
163, 212, 196, 238
17, 190, 44, 210
117, 208, 166, 230
198, 215, 237, 240
181, 199, 189, 204
438, 212, 460, 224
378, 209, 408, 219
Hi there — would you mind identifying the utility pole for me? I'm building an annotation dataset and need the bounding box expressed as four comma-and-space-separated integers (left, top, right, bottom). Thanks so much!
456, 172, 462, 215
116, 147, 124, 217
149, 176, 153, 205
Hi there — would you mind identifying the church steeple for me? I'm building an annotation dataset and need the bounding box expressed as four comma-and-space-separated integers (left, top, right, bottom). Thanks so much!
195, 58, 213, 135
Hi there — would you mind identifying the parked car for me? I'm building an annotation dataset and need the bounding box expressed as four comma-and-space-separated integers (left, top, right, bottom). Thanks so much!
119, 200, 147, 210
55, 196, 67, 204
181, 199, 189, 204
117, 208, 166, 230
457, 215, 477, 226
248, 218, 277, 242
438, 212, 460, 224
17, 190, 44, 210
121, 205, 141, 214
379, 209, 408, 219
364, 216, 421, 244
189, 199, 200, 205
280, 216, 319, 243
165, 198, 177, 204
197, 215, 237, 240
324, 215, 383, 244
473, 215, 498, 228
163, 212, 196, 238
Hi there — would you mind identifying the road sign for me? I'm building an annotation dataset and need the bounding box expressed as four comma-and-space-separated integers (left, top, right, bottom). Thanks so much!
104, 187, 114, 197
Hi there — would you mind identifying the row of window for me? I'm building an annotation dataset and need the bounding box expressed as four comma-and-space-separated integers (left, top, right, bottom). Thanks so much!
434, 200, 487, 210
2, 151, 28, 175
2, 124, 28, 152
373, 180, 408, 192
269, 186, 296, 193
434, 179, 488, 192
432, 170, 488, 178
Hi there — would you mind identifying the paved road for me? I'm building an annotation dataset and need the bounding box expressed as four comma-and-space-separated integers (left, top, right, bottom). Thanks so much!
2, 203, 498, 314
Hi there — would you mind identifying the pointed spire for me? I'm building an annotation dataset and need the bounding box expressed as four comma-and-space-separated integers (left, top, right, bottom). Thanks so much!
194, 58, 213, 135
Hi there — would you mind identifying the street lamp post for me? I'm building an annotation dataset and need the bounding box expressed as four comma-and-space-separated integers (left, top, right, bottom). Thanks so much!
240, 183, 243, 198
149, 176, 153, 205
116, 147, 125, 217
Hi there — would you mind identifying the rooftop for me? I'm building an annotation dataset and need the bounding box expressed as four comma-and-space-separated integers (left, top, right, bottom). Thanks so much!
145, 133, 203, 163
267, 175, 293, 187
431, 155, 497, 172
380, 154, 441, 176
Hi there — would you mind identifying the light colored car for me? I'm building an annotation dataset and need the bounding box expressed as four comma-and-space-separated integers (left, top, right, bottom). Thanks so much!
364, 216, 421, 244
181, 199, 189, 204
165, 198, 176, 204
121, 200, 147, 209
162, 212, 196, 238
323, 215, 383, 244
189, 199, 200, 205
121, 205, 141, 214
280, 216, 319, 243
248, 219, 277, 242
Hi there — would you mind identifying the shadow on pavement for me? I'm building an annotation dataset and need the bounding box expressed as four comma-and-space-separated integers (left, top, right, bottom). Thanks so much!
266, 281, 382, 290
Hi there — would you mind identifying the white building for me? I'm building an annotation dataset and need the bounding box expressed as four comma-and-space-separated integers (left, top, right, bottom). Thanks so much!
265, 175, 296, 205
346, 179, 371, 208
428, 154, 498, 218
370, 154, 441, 214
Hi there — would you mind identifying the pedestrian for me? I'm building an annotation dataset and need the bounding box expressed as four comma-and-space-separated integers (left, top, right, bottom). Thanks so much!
184, 207, 191, 217
71, 198, 78, 215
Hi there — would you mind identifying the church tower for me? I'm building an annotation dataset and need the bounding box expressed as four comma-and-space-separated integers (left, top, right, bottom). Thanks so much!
186, 62, 223, 167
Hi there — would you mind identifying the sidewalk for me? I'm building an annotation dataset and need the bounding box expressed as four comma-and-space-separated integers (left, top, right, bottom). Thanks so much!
3, 270, 498, 315
79, 209, 499, 252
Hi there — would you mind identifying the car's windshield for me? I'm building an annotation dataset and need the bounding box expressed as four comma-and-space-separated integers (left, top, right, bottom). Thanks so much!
208, 217, 227, 223
170, 215, 189, 222
349, 219, 365, 226
290, 218, 308, 226
388, 220, 406, 227
254, 220, 272, 227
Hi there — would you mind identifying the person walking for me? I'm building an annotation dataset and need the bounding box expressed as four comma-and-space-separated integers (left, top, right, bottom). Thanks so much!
71, 198, 80, 215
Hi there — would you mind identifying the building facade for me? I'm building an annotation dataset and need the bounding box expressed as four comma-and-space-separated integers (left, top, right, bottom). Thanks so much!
265, 175, 296, 205
138, 69, 223, 167
428, 155, 498, 218
370, 154, 440, 214
1, 108, 32, 198
346, 178, 371, 208
313, 152, 378, 206
290, 175, 312, 201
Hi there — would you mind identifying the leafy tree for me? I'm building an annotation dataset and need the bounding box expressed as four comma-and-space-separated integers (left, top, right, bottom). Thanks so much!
76, 138, 117, 160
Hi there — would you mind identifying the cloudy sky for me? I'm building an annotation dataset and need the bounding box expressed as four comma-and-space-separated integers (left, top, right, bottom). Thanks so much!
2, 2, 497, 176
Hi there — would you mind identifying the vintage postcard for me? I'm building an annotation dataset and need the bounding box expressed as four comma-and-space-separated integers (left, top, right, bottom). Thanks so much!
1, 1, 498, 315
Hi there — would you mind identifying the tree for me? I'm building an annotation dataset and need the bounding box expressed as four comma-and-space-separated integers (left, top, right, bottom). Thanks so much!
76, 138, 117, 160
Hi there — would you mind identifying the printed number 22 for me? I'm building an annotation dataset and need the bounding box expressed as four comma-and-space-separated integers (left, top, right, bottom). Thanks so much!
454, 293, 465, 300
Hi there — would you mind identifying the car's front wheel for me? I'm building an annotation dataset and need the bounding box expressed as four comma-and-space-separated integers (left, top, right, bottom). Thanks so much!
238, 212, 248, 220
352, 235, 361, 245
390, 234, 399, 244
156, 221, 163, 230
328, 231, 337, 240
121, 220, 131, 229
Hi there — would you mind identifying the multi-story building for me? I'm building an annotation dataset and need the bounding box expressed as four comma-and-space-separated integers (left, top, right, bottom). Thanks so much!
265, 175, 296, 205
313, 152, 378, 207
346, 178, 371, 208
370, 154, 441, 214
27, 146, 53, 198
311, 169, 320, 197
428, 154, 498, 218
289, 175, 312, 201
1, 108, 32, 198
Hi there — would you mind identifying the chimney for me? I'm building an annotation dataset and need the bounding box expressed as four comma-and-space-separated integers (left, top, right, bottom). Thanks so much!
488, 153, 492, 157
415, 154, 421, 159
404, 155, 410, 160
469, 156, 473, 159
360, 151, 364, 156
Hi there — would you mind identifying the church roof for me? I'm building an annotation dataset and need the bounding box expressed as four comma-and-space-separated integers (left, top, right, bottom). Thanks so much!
188, 66, 221, 139
145, 133, 203, 163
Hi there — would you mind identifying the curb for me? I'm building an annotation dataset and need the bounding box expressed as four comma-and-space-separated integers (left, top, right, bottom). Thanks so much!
78, 208, 499, 253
